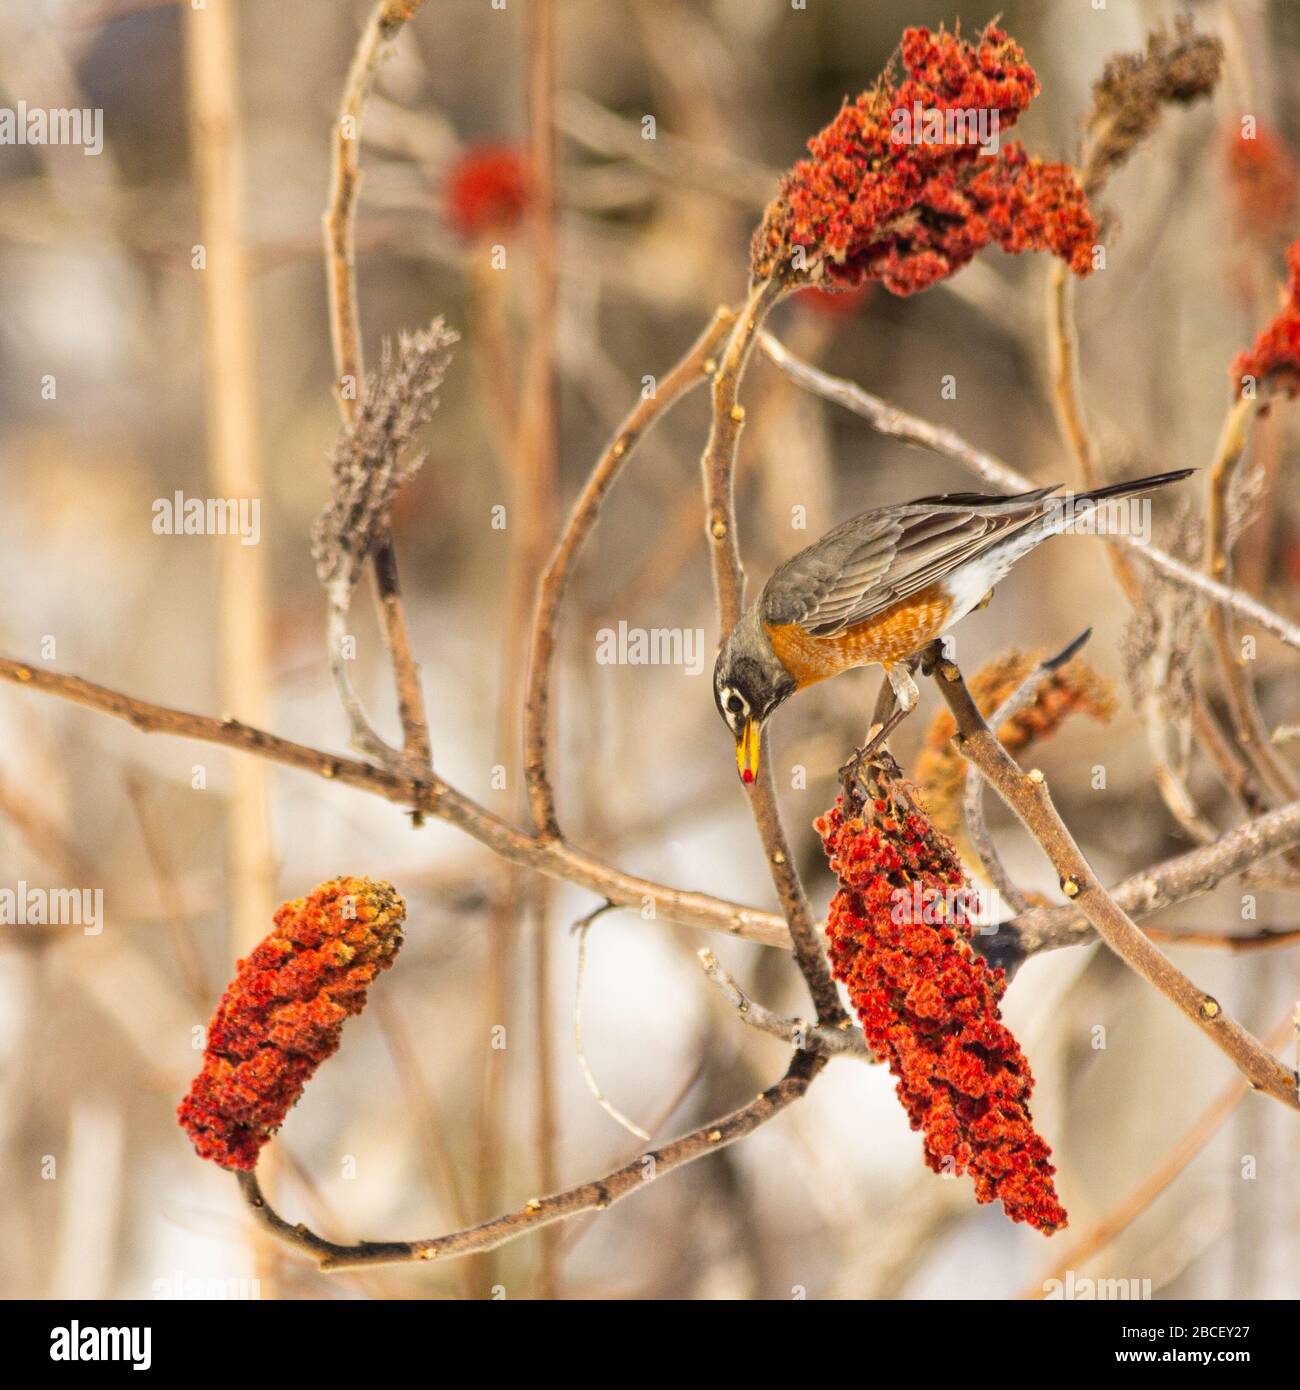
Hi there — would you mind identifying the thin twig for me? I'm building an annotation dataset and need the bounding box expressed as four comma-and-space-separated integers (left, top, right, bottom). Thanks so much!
697, 950, 870, 1060
324, 0, 433, 774
1142, 923, 1300, 952
524, 307, 735, 838
573, 905, 652, 1139
1203, 394, 1296, 800
922, 641, 1299, 1109
234, 1048, 825, 1271
1046, 259, 1145, 603
759, 333, 1300, 652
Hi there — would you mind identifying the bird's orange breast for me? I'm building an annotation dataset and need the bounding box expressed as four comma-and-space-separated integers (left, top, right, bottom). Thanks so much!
767, 584, 953, 690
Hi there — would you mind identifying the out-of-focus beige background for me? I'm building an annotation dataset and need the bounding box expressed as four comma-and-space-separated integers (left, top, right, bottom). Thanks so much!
0, 0, 1296, 1300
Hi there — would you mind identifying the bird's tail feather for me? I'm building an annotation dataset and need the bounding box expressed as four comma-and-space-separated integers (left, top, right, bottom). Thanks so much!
1070, 468, 1194, 505
980, 468, 1194, 576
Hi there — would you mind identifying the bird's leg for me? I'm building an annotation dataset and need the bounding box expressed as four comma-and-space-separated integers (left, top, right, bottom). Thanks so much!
887, 662, 920, 711
838, 660, 918, 789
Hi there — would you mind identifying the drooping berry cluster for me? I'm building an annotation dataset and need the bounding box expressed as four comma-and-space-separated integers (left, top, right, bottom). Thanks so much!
752, 24, 1098, 296
815, 770, 1067, 1233
178, 877, 406, 1170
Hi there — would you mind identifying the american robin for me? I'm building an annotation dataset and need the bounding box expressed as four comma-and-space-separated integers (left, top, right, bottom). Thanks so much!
714, 469, 1192, 782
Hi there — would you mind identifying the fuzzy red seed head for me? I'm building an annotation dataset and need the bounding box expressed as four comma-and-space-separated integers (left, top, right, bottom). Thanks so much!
752, 23, 1097, 296
178, 877, 406, 1171
1226, 122, 1298, 243
446, 144, 530, 239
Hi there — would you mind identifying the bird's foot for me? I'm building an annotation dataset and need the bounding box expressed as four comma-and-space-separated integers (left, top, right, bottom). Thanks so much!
838, 713, 905, 792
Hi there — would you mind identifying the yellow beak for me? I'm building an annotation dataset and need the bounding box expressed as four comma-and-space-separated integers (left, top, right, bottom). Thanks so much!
736, 718, 761, 784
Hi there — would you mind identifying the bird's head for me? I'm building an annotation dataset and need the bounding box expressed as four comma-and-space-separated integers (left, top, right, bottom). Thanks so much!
713, 609, 795, 784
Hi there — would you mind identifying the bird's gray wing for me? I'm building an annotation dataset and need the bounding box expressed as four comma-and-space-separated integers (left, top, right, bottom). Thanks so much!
761, 488, 1060, 637
759, 510, 904, 628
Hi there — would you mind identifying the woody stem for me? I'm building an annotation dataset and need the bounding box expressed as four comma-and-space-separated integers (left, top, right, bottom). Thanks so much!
921, 641, 1299, 1110
700, 276, 848, 1028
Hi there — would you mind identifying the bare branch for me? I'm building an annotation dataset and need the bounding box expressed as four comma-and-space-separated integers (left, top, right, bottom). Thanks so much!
923, 641, 1299, 1109
1008, 797, 1300, 957
235, 1049, 824, 1271
3, 654, 1293, 965
0, 655, 790, 948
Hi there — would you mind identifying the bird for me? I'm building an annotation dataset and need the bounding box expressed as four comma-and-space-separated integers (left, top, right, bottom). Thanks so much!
714, 469, 1192, 783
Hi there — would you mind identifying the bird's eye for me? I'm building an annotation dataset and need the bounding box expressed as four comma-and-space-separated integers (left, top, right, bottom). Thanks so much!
726, 695, 745, 715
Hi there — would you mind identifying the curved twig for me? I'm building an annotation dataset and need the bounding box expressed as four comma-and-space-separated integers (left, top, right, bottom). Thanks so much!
698, 950, 870, 1060
235, 1048, 825, 1271
524, 307, 735, 838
